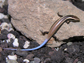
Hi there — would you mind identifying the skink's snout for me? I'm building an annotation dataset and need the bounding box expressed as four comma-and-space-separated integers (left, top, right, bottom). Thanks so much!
73, 16, 80, 22
67, 15, 80, 22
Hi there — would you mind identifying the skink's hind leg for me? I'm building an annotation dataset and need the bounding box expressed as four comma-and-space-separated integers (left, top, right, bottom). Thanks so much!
40, 30, 49, 35
53, 36, 59, 41
40, 30, 59, 42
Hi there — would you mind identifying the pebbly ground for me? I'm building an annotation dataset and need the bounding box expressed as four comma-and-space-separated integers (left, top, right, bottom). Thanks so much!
0, 0, 84, 63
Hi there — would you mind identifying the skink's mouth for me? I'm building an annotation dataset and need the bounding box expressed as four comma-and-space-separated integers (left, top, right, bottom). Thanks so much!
66, 18, 80, 23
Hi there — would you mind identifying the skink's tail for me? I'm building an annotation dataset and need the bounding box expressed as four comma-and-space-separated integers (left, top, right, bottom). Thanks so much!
3, 39, 48, 51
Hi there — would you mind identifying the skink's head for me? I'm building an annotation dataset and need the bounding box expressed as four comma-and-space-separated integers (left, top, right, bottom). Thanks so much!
65, 15, 80, 22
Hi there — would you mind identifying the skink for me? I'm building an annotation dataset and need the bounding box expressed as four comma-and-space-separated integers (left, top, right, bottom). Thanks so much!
3, 15, 80, 51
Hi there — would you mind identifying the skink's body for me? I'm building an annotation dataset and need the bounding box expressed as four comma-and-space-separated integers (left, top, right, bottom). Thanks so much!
3, 15, 80, 51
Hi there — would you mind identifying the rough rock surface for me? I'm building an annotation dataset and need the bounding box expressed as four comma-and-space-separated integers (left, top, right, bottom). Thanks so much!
8, 0, 84, 46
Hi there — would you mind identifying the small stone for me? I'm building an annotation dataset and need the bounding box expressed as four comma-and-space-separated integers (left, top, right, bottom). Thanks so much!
0, 47, 2, 52
1, 22, 9, 30
0, 34, 7, 40
67, 42, 73, 46
6, 57, 18, 63
2, 40, 5, 42
55, 47, 59, 51
6, 39, 11, 43
0, 13, 7, 19
73, 58, 78, 63
1, 29, 9, 35
44, 58, 51, 63
1, 22, 13, 31
13, 38, 19, 47
77, 61, 82, 63
26, 54, 34, 60
23, 41, 30, 48
64, 48, 67, 51
23, 59, 30, 63
17, 58, 23, 63
7, 55, 17, 60
64, 57, 73, 63
16, 50, 28, 57
0, 0, 5, 7
7, 33, 15, 39
34, 57, 40, 63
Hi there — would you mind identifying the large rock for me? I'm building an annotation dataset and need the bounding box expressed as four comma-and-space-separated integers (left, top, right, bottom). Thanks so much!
8, 0, 84, 47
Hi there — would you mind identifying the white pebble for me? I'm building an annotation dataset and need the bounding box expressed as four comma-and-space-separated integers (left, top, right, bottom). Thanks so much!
1, 22, 9, 30
13, 38, 19, 47
7, 55, 17, 60
6, 39, 11, 43
55, 47, 59, 51
6, 57, 18, 63
0, 13, 7, 19
64, 48, 67, 51
7, 33, 15, 39
2, 40, 5, 42
1, 22, 13, 31
0, 0, 5, 7
23, 41, 30, 48
23, 59, 30, 63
